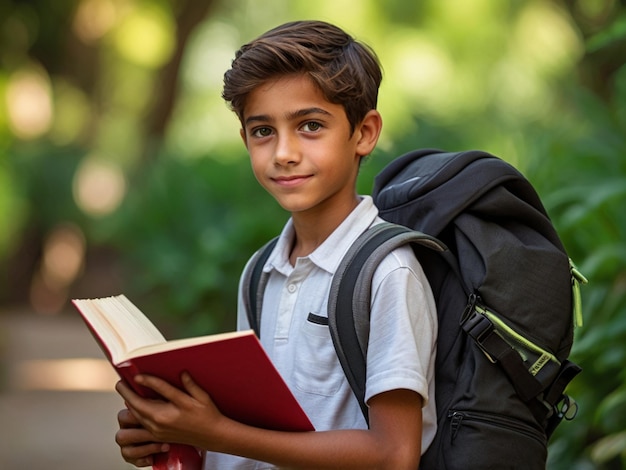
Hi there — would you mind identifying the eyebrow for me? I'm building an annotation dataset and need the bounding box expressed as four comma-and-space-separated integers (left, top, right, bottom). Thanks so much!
244, 107, 332, 126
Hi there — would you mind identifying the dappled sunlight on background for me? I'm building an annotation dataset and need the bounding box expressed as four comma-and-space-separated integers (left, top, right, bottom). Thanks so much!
72, 0, 117, 44
73, 157, 127, 217
110, 4, 175, 68
6, 68, 52, 140
30, 223, 86, 315
169, 21, 243, 158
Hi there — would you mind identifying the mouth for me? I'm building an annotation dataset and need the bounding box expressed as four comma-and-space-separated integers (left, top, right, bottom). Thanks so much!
271, 175, 312, 187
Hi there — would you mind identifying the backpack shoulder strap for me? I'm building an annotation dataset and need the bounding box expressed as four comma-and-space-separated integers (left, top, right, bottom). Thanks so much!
327, 222, 450, 424
242, 237, 278, 337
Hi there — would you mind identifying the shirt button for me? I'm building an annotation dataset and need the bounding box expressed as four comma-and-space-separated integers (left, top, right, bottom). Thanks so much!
287, 284, 297, 293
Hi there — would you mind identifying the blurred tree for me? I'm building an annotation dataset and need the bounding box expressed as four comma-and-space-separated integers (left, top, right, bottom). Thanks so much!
142, 0, 215, 159
0, 0, 217, 307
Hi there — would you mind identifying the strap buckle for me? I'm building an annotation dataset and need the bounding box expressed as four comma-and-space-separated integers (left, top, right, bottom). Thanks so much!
461, 295, 498, 363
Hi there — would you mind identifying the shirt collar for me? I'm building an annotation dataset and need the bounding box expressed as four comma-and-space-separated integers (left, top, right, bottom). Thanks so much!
265, 196, 379, 276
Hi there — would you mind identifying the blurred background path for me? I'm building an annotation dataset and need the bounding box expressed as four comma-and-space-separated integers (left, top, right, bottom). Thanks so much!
0, 309, 135, 469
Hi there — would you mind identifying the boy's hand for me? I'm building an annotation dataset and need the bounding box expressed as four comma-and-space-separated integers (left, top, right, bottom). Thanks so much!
116, 407, 170, 467
115, 372, 226, 452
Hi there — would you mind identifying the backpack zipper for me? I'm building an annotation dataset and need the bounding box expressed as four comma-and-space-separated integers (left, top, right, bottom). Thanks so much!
448, 410, 546, 445
570, 258, 587, 328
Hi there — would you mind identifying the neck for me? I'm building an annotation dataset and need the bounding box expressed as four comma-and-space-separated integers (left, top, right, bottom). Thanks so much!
289, 194, 360, 264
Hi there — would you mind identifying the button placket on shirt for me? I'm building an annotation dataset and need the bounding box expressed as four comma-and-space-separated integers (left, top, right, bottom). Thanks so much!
274, 258, 312, 339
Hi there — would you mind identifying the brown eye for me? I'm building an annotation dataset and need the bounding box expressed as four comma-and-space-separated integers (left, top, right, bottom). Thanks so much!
302, 122, 322, 132
252, 127, 272, 137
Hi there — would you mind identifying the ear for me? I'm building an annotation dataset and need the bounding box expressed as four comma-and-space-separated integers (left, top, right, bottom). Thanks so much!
355, 110, 383, 157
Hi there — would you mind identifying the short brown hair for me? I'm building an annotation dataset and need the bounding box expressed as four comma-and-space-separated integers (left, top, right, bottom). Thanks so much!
222, 20, 382, 134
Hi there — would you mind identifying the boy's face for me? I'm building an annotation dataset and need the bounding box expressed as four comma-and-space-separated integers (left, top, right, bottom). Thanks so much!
240, 74, 379, 218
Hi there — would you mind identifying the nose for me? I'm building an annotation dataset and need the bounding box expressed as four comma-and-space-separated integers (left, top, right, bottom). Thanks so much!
274, 132, 301, 166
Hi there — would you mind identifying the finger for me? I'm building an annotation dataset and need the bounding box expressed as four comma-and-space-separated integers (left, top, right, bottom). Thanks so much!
180, 371, 211, 404
115, 381, 158, 423
115, 379, 141, 405
131, 456, 153, 468
118, 440, 170, 466
116, 427, 163, 447
116, 377, 171, 415
118, 408, 141, 428
134, 374, 188, 403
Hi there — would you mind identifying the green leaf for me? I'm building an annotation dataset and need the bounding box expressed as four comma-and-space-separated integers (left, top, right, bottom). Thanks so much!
590, 430, 626, 464
587, 14, 626, 52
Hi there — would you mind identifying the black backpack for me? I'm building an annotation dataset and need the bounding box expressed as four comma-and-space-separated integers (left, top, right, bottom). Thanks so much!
243, 149, 586, 469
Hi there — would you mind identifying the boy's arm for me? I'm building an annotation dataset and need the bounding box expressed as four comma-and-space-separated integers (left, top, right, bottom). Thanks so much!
116, 372, 423, 470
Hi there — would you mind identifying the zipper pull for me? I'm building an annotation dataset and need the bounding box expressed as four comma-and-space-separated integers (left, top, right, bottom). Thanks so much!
449, 411, 464, 443
461, 293, 479, 324
570, 259, 587, 328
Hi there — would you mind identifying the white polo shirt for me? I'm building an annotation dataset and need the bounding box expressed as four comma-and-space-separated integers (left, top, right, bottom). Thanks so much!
203, 196, 437, 469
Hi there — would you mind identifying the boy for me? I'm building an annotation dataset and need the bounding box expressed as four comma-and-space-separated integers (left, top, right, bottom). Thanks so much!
115, 20, 437, 469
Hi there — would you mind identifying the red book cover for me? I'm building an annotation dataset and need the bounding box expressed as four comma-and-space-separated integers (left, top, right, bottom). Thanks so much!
153, 445, 203, 469
72, 296, 314, 470
113, 331, 313, 432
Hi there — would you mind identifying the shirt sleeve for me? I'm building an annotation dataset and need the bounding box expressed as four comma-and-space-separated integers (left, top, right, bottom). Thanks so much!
364, 245, 438, 406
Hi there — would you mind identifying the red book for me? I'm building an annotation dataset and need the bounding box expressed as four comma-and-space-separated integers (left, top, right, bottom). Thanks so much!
72, 295, 314, 469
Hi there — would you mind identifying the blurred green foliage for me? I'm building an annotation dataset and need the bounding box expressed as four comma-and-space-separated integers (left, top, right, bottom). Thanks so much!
106, 151, 287, 334
529, 78, 626, 470
1, 0, 625, 467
